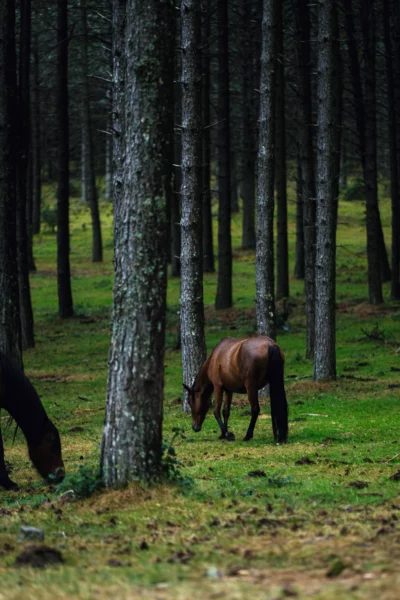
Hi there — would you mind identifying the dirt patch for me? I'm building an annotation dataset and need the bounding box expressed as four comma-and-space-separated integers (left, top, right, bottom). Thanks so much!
15, 545, 64, 568
338, 302, 400, 318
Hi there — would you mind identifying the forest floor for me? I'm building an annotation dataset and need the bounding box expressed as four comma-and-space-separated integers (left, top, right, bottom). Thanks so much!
0, 181, 400, 599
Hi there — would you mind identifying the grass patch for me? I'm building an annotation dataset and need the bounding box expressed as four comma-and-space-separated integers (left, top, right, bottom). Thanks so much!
0, 185, 399, 598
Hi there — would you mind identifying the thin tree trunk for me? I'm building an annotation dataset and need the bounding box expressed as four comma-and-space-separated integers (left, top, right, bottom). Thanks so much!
80, 0, 103, 262
56, 0, 73, 318
171, 63, 181, 278
0, 0, 22, 365
256, 0, 277, 340
17, 0, 34, 349
362, 0, 383, 304
26, 150, 36, 272
295, 0, 315, 357
180, 0, 207, 413
294, 155, 304, 279
31, 32, 41, 235
275, 0, 288, 301
81, 135, 86, 203
383, 0, 400, 298
202, 0, 214, 272
101, 0, 173, 486
332, 1, 342, 231
231, 151, 239, 213
345, 0, 386, 301
241, 0, 256, 250
314, 0, 336, 381
105, 124, 112, 201
215, 0, 232, 310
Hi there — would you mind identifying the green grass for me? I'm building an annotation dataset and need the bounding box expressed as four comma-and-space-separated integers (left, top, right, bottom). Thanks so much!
0, 181, 399, 599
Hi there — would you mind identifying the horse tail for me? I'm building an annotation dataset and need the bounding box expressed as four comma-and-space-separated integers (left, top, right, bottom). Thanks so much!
267, 345, 288, 443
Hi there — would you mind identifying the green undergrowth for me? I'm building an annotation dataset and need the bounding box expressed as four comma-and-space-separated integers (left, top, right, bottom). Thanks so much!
0, 182, 399, 598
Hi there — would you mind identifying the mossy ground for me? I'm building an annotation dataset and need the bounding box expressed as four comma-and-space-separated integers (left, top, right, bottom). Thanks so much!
0, 180, 399, 599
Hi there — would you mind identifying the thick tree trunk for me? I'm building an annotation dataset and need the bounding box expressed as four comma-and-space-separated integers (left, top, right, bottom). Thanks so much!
314, 0, 336, 381
80, 0, 103, 262
180, 0, 207, 413
256, 0, 276, 340
31, 33, 41, 235
17, 0, 34, 349
362, 0, 383, 304
294, 156, 304, 279
295, 0, 315, 357
241, 0, 256, 250
101, 0, 173, 486
0, 0, 22, 366
275, 0, 288, 301
56, 0, 73, 318
215, 0, 232, 310
383, 0, 400, 299
202, 0, 214, 273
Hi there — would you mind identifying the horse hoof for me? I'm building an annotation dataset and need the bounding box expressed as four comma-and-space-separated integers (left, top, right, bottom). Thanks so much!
243, 435, 253, 442
225, 432, 235, 441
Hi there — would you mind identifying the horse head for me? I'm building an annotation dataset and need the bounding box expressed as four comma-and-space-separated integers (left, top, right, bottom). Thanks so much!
183, 382, 213, 432
28, 420, 65, 484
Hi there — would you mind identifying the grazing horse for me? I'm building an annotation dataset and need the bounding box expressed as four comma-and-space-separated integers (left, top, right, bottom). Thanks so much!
0, 353, 65, 490
184, 336, 288, 443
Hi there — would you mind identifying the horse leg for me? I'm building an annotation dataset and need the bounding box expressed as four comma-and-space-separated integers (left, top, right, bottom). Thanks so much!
0, 429, 18, 490
243, 389, 260, 441
213, 386, 228, 439
222, 392, 235, 441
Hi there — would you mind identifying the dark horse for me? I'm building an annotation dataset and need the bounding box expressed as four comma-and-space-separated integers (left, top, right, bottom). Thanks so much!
0, 353, 65, 490
184, 336, 288, 443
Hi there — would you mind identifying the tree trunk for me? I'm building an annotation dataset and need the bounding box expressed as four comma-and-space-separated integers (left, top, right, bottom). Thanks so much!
275, 0, 288, 301
0, 0, 22, 366
256, 0, 276, 340
80, 0, 103, 263
294, 155, 304, 279
31, 32, 41, 235
215, 0, 232, 310
314, 0, 336, 381
180, 0, 207, 413
362, 0, 383, 304
295, 0, 315, 357
384, 0, 400, 298
171, 68, 181, 278
81, 135, 87, 203
202, 0, 214, 273
241, 0, 256, 250
230, 151, 239, 213
17, 0, 34, 350
101, 0, 173, 486
56, 0, 73, 318
105, 125, 112, 201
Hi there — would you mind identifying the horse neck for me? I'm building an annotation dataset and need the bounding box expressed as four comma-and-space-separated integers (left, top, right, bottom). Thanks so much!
195, 359, 212, 391
0, 355, 48, 446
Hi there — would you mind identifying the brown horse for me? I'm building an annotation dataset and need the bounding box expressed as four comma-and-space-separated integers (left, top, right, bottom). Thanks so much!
184, 336, 288, 443
0, 353, 65, 490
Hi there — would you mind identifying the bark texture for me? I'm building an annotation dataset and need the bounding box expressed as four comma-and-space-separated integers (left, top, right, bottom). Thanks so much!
56, 0, 73, 318
0, 0, 22, 365
180, 0, 207, 413
101, 0, 172, 486
215, 0, 232, 310
314, 0, 336, 381
294, 156, 304, 279
256, 0, 276, 340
